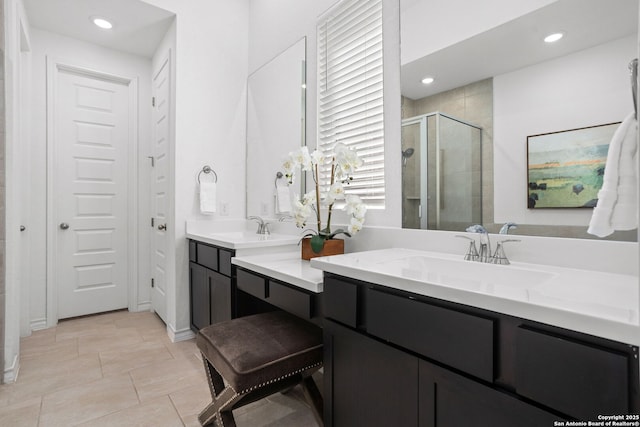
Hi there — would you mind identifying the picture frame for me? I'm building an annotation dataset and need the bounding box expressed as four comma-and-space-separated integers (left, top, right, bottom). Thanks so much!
527, 122, 620, 209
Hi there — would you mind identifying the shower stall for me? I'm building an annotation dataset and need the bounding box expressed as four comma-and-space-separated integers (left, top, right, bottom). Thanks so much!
401, 112, 482, 231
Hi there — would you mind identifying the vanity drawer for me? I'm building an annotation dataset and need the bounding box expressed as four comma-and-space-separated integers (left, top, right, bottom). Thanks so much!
236, 269, 266, 299
268, 281, 313, 320
218, 249, 233, 277
196, 243, 218, 271
323, 275, 359, 328
515, 326, 629, 420
366, 288, 494, 382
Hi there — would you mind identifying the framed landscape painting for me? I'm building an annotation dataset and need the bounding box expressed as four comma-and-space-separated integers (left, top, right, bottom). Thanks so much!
527, 122, 620, 209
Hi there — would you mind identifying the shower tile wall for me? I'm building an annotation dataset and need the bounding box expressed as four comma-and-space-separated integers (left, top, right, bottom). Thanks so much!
402, 78, 493, 231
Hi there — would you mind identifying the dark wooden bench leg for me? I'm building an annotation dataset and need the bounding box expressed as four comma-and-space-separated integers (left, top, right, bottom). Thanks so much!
199, 354, 243, 427
301, 375, 324, 427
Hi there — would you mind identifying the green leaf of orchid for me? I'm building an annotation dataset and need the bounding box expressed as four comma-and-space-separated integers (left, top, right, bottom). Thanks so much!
310, 234, 326, 253
326, 229, 352, 240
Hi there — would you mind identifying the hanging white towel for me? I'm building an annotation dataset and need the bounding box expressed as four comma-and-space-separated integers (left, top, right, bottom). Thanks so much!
588, 112, 638, 237
275, 182, 292, 214
200, 182, 217, 215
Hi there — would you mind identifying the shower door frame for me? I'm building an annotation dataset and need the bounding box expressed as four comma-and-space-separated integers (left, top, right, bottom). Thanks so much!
401, 112, 483, 230
402, 115, 428, 229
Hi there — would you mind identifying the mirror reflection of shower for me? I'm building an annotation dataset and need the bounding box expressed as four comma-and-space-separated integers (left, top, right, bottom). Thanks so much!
401, 112, 482, 231
402, 147, 415, 167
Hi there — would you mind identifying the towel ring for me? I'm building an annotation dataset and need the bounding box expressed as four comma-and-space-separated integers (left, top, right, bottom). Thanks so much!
274, 171, 284, 189
198, 165, 218, 184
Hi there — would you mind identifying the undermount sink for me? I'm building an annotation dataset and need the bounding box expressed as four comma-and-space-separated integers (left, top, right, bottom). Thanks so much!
374, 255, 558, 292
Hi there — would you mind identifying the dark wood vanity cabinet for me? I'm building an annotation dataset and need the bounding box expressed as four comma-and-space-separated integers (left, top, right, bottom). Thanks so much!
189, 240, 234, 332
235, 267, 322, 322
322, 273, 639, 426
324, 320, 418, 426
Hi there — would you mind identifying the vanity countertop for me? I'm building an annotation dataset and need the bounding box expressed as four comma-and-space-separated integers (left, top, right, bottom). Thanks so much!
311, 248, 640, 346
232, 251, 323, 293
186, 220, 300, 251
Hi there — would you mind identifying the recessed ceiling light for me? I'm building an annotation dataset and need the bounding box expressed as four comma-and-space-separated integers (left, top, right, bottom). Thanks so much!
92, 17, 113, 30
544, 32, 564, 43
421, 77, 435, 85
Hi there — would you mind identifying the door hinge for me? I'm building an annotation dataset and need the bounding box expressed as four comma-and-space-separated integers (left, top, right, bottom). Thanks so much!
151, 278, 155, 288
152, 96, 156, 107
151, 217, 155, 227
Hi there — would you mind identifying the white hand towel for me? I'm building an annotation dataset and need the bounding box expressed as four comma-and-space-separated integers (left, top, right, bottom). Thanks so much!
275, 183, 292, 214
588, 112, 638, 237
200, 182, 217, 215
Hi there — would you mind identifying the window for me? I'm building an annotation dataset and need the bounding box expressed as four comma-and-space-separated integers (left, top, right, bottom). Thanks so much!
317, 0, 385, 208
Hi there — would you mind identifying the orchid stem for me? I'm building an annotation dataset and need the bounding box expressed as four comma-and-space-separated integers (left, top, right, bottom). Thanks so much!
326, 161, 336, 234
314, 163, 322, 233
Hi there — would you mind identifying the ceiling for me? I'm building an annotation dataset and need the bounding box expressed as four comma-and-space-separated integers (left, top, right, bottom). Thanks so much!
401, 0, 639, 100
23, 0, 175, 58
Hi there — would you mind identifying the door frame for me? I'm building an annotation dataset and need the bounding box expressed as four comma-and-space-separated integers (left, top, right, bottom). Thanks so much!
45, 57, 140, 327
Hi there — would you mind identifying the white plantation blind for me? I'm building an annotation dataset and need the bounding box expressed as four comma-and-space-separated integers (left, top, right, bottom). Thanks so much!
317, 0, 385, 208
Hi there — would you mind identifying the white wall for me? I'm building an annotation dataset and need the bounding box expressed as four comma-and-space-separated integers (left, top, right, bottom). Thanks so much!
141, 0, 250, 338
28, 29, 153, 328
494, 35, 636, 226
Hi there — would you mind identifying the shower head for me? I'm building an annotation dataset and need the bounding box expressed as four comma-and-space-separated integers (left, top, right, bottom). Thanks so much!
402, 148, 415, 167
402, 148, 415, 158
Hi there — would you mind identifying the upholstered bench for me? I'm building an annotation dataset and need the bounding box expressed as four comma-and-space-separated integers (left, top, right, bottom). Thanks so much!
196, 311, 324, 427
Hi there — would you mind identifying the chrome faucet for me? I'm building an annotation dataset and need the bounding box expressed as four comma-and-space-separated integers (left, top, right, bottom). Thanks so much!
455, 235, 479, 261
465, 224, 492, 263
491, 239, 520, 265
499, 222, 518, 234
248, 216, 271, 235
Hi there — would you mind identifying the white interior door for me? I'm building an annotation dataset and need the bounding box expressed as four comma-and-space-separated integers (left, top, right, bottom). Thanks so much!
55, 67, 130, 319
150, 54, 171, 323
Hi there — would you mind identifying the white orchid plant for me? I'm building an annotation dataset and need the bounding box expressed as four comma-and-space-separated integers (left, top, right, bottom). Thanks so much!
283, 143, 367, 254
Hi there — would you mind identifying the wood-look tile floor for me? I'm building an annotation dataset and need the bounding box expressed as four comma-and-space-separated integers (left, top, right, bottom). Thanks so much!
0, 310, 321, 427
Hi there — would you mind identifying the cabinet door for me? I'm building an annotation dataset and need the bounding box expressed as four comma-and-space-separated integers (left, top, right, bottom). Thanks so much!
419, 360, 557, 427
325, 320, 418, 427
209, 269, 232, 324
190, 262, 210, 331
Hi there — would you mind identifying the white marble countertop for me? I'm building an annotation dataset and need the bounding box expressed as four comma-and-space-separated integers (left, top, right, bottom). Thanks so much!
186, 219, 300, 252
311, 248, 640, 346
232, 251, 323, 293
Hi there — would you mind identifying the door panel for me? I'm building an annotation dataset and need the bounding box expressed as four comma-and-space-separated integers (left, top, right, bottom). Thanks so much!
151, 53, 171, 323
56, 69, 129, 319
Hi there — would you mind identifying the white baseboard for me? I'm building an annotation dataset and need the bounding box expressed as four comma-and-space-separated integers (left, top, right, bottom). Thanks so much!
167, 324, 195, 342
30, 318, 48, 331
4, 354, 19, 384
132, 302, 151, 312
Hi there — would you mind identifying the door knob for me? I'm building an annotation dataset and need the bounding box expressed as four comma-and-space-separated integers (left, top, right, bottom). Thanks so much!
20, 225, 25, 231
59, 223, 69, 230
158, 224, 167, 231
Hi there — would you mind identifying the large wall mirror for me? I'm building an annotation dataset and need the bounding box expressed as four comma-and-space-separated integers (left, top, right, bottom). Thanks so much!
246, 38, 306, 219
400, 0, 638, 240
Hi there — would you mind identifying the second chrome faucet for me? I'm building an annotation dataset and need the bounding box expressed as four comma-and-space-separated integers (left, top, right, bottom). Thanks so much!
248, 216, 271, 235
458, 224, 520, 265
